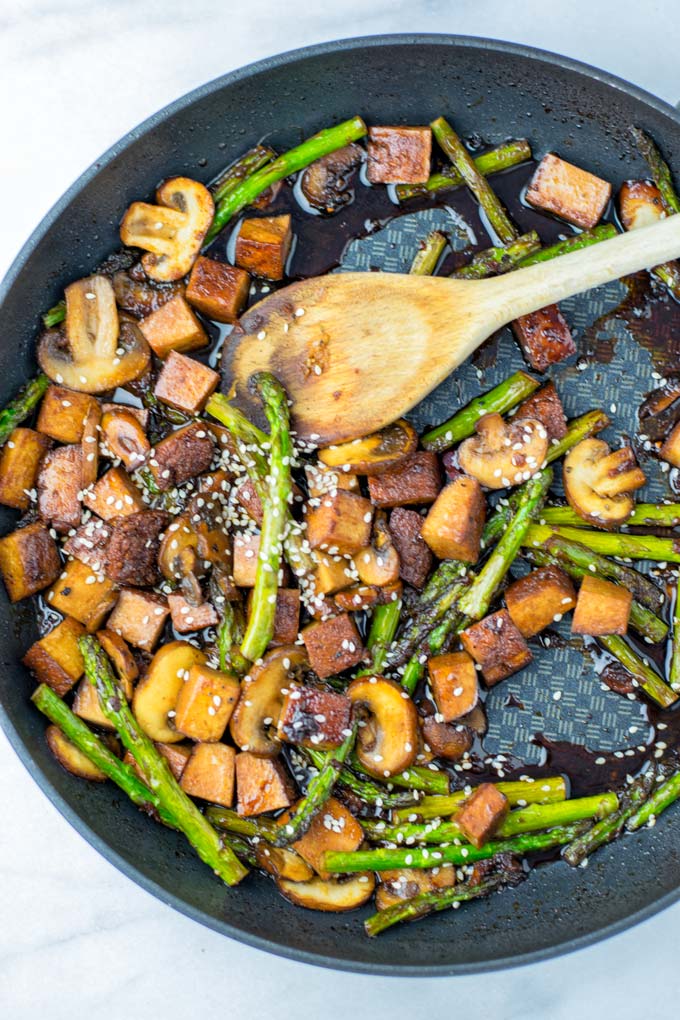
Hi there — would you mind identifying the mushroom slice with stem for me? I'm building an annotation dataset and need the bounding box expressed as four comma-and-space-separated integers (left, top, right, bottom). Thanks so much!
276, 873, 375, 911
120, 177, 214, 282
355, 512, 401, 587
458, 412, 548, 489
348, 675, 418, 777
299, 143, 364, 214
38, 275, 150, 393
158, 514, 204, 606
229, 646, 307, 756
318, 419, 417, 476
563, 438, 646, 528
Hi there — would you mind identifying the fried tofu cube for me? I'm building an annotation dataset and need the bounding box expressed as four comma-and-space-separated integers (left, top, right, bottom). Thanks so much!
516, 381, 567, 441
233, 532, 261, 587
167, 592, 219, 633
103, 510, 169, 587
367, 452, 442, 508
36, 386, 100, 444
83, 467, 145, 521
149, 422, 214, 491
247, 587, 300, 645
571, 574, 632, 636
0, 428, 51, 510
427, 651, 479, 722
235, 751, 294, 816
455, 783, 509, 847
62, 518, 112, 571
154, 350, 219, 414
512, 305, 576, 373
421, 476, 485, 563
174, 663, 240, 742
306, 490, 373, 555
22, 617, 86, 696
185, 256, 250, 323
106, 588, 169, 650
96, 628, 138, 686
305, 462, 359, 498
234, 214, 292, 281
506, 566, 577, 638
180, 742, 236, 807
420, 717, 473, 761
388, 507, 432, 589
526, 153, 612, 229
0, 522, 61, 601
311, 552, 354, 596
302, 612, 365, 678
47, 559, 118, 631
138, 294, 208, 358
37, 445, 83, 532
287, 796, 363, 879
461, 610, 533, 686
367, 126, 432, 184
661, 421, 680, 468
277, 685, 353, 749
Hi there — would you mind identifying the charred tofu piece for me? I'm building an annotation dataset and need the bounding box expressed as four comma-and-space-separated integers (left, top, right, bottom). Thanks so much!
233, 532, 261, 587
366, 126, 432, 184
180, 743, 236, 807
427, 651, 479, 722
505, 566, 577, 638
661, 421, 680, 467
420, 717, 473, 762
185, 256, 250, 323
103, 510, 169, 586
0, 428, 51, 510
306, 490, 373, 555
154, 350, 219, 414
100, 409, 150, 471
461, 610, 533, 686
37, 445, 83, 532
138, 294, 208, 358
367, 452, 442, 508
167, 592, 219, 633
23, 617, 86, 696
63, 518, 112, 570
421, 476, 485, 563
286, 797, 363, 879
247, 587, 300, 646
106, 588, 169, 650
47, 559, 118, 630
516, 381, 567, 441
234, 214, 292, 281
302, 613, 365, 678
526, 153, 612, 229
149, 422, 214, 491
235, 752, 295, 816
388, 507, 433, 589
571, 574, 632, 636
0, 522, 61, 601
83, 467, 145, 521
277, 685, 353, 749
174, 663, 240, 742
311, 551, 355, 596
455, 783, 509, 847
96, 628, 139, 686
36, 386, 100, 444
512, 305, 575, 373
305, 462, 359, 498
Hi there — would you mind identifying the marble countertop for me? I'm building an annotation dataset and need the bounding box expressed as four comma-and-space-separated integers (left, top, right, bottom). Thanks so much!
3, 2, 680, 1017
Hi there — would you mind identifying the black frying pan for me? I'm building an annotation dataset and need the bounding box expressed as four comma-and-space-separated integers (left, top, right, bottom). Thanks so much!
2, 34, 680, 975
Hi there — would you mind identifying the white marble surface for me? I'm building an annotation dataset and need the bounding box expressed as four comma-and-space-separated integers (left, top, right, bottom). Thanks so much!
2, 2, 680, 1016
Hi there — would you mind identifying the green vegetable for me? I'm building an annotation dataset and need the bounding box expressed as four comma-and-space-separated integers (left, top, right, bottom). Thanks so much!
391, 776, 567, 823
451, 231, 541, 279
627, 769, 680, 830
42, 300, 66, 328
0, 373, 49, 446
563, 772, 654, 866
211, 144, 276, 204
409, 231, 447, 276
541, 503, 680, 530
630, 127, 680, 216
524, 524, 680, 564
517, 224, 618, 266
357, 600, 402, 676
396, 139, 532, 202
598, 634, 678, 709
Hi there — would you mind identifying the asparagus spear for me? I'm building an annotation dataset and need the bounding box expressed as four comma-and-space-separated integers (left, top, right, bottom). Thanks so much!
563, 771, 654, 866
357, 600, 402, 676
79, 636, 247, 885
217, 601, 248, 674
350, 755, 449, 796
42, 300, 66, 328
409, 231, 447, 276
0, 373, 49, 446
524, 524, 680, 564
597, 634, 678, 708
670, 590, 680, 692
211, 143, 276, 203
388, 566, 469, 667
205, 116, 367, 242
396, 139, 532, 202
400, 612, 466, 696
627, 768, 680, 830
304, 747, 421, 809
541, 503, 680, 530
516, 224, 618, 266
422, 370, 539, 453
391, 776, 567, 823
630, 127, 680, 216
205, 806, 281, 842
451, 231, 541, 280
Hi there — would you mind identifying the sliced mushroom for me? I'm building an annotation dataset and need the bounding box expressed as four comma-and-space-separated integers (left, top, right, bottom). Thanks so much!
318, 419, 417, 476
355, 513, 400, 587
80, 401, 101, 489
132, 641, 207, 743
120, 177, 214, 282
101, 408, 150, 471
619, 180, 665, 231
254, 844, 314, 882
112, 268, 184, 318
158, 514, 203, 605
46, 724, 109, 781
229, 646, 307, 756
333, 579, 403, 612
38, 275, 150, 393
348, 675, 418, 777
276, 873, 375, 912
458, 413, 548, 489
300, 143, 364, 214
563, 438, 646, 528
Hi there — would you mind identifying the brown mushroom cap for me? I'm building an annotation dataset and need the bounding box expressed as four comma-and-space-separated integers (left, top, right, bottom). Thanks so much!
563, 438, 646, 528
229, 646, 307, 756
355, 513, 401, 587
276, 873, 375, 911
348, 675, 418, 777
458, 413, 549, 489
318, 419, 417, 476
299, 143, 364, 214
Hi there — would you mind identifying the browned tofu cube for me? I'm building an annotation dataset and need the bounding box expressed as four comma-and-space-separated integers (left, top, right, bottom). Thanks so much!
83, 467, 145, 521
106, 588, 169, 650
516, 381, 567, 441
100, 409, 150, 472
305, 463, 359, 498
277, 685, 353, 749
661, 421, 680, 468
47, 559, 118, 630
154, 350, 219, 414
235, 752, 294, 816
0, 428, 51, 510
512, 305, 576, 373
234, 214, 292, 281
103, 510, 169, 587
185, 256, 250, 323
367, 126, 432, 184
427, 651, 479, 722
150, 422, 214, 491
124, 743, 192, 782
461, 609, 533, 686
138, 294, 208, 358
286, 796, 363, 879
22, 617, 86, 696
571, 574, 632, 636
174, 663, 240, 742
421, 476, 485, 563
310, 552, 353, 596
167, 592, 219, 633
63, 518, 112, 571
96, 628, 138, 686
180, 742, 236, 807
233, 531, 260, 587
37, 445, 83, 532
36, 386, 99, 444
246, 586, 300, 645
306, 490, 373, 555
0, 522, 61, 601
302, 612, 365, 678
506, 566, 577, 638
526, 153, 612, 229
388, 507, 433, 589
367, 452, 442, 508
455, 783, 509, 847
72, 676, 117, 729
420, 717, 473, 761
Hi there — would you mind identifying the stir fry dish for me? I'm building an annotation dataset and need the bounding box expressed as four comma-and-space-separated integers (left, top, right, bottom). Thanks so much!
7, 113, 680, 937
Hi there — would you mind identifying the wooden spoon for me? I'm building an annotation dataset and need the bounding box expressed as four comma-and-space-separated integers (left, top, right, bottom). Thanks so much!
223, 215, 680, 444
